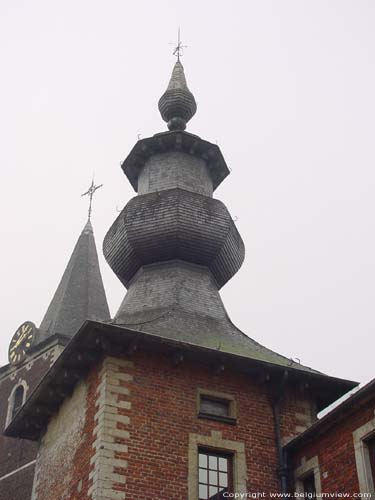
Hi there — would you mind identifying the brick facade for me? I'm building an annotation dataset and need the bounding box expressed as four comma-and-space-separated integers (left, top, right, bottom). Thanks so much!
29, 350, 317, 499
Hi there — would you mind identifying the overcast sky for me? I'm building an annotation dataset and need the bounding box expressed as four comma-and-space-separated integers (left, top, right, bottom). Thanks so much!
0, 1, 374, 386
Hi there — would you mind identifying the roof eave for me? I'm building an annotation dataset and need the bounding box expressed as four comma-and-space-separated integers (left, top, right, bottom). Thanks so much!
284, 377, 375, 453
5, 320, 358, 441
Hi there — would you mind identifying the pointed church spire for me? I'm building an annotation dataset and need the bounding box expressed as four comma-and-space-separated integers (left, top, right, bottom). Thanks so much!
158, 60, 197, 131
38, 220, 110, 341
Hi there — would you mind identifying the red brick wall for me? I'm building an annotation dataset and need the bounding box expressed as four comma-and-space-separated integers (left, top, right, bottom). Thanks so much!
120, 351, 282, 498
29, 350, 320, 499
289, 396, 375, 493
32, 351, 315, 499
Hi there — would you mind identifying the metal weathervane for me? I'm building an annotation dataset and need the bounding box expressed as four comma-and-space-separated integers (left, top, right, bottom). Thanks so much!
81, 178, 103, 221
172, 27, 187, 61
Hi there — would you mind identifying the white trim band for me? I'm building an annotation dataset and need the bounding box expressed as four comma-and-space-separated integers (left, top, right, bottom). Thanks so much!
0, 460, 36, 482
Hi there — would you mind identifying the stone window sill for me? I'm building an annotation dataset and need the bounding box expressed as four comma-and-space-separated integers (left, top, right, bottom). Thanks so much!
198, 412, 237, 425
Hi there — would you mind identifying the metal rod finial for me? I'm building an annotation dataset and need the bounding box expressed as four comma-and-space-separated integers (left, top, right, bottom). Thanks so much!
81, 177, 103, 221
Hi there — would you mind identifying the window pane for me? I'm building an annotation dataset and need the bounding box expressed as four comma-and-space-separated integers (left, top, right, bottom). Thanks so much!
199, 449, 232, 498
199, 484, 208, 499
200, 397, 230, 417
219, 472, 228, 487
218, 457, 227, 472
199, 468, 208, 483
209, 455, 218, 469
209, 486, 219, 498
12, 385, 25, 419
209, 470, 218, 485
199, 453, 208, 468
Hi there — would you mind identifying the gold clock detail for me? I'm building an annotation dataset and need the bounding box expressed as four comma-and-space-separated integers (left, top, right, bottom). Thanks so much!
8, 321, 36, 365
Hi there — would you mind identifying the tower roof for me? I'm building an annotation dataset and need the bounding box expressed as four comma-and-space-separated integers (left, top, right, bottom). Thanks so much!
158, 60, 197, 131
102, 57, 351, 385
38, 220, 110, 340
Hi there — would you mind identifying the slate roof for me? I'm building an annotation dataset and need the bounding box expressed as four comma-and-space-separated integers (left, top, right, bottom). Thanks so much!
158, 60, 197, 131
116, 305, 321, 375
38, 220, 110, 341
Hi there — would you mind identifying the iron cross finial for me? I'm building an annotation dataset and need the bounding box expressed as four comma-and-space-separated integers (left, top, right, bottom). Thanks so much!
173, 27, 187, 61
81, 178, 103, 221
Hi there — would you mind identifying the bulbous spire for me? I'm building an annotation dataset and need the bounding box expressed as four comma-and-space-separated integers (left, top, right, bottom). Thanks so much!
158, 60, 197, 131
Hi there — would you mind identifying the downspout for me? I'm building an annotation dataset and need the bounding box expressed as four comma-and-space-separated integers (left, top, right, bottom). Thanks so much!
272, 369, 289, 493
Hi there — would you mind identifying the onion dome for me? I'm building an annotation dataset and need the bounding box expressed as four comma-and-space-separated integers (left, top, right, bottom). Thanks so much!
158, 60, 197, 131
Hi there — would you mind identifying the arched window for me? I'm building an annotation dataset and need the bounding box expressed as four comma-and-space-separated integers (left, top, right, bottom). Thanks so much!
12, 385, 24, 418
5, 380, 28, 428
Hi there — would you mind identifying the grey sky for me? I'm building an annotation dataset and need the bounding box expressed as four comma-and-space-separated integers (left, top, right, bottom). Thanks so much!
1, 1, 374, 385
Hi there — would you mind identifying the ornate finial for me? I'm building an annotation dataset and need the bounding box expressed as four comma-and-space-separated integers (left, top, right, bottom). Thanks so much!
158, 35, 197, 131
173, 27, 186, 62
81, 178, 103, 221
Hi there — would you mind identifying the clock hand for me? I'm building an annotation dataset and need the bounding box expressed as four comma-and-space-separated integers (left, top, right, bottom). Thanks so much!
15, 329, 30, 348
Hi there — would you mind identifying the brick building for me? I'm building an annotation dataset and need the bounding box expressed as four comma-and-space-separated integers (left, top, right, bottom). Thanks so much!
0, 59, 373, 499
286, 379, 375, 495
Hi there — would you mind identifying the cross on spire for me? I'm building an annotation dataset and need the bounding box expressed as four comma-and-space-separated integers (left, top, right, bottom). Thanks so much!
81, 178, 103, 221
173, 27, 187, 61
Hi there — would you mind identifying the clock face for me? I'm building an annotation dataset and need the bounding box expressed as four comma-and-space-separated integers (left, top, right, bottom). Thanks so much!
8, 321, 36, 365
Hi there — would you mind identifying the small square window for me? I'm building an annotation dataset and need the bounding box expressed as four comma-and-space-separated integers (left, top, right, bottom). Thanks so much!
198, 390, 237, 424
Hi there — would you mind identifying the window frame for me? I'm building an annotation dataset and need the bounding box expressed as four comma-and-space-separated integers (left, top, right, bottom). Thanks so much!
198, 447, 233, 499
197, 388, 237, 425
301, 473, 317, 495
5, 379, 29, 428
366, 436, 375, 481
12, 385, 25, 418
353, 418, 375, 494
188, 431, 247, 500
294, 455, 321, 495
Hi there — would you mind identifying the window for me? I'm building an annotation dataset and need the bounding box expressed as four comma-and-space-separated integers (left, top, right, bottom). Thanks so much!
188, 431, 247, 500
353, 418, 375, 494
200, 397, 230, 418
5, 380, 28, 428
294, 456, 321, 495
198, 449, 232, 499
365, 436, 375, 482
302, 474, 316, 496
198, 389, 236, 424
12, 385, 24, 418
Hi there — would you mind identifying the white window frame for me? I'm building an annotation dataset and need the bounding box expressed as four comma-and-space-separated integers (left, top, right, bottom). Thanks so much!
294, 455, 322, 494
353, 416, 375, 494
5, 379, 29, 428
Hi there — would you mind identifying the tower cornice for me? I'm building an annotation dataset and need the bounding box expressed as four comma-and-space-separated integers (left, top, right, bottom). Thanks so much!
122, 131, 230, 193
